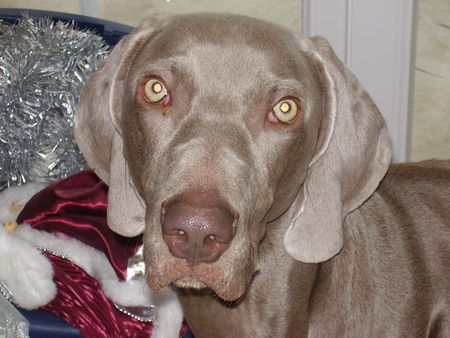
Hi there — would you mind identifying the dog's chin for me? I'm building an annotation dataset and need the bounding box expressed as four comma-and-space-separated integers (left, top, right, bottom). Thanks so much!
144, 244, 256, 302
172, 276, 207, 290
147, 271, 247, 302
171, 278, 246, 302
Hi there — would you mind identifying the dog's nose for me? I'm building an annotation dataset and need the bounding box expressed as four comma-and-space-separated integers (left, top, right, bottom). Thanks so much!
161, 190, 237, 265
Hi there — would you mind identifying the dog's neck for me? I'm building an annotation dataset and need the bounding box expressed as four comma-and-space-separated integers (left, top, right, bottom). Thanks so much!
177, 214, 320, 337
304, 208, 380, 335
176, 208, 375, 337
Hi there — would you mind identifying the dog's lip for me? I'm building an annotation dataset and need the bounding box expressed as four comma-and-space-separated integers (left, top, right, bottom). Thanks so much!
171, 275, 208, 289
147, 267, 215, 291
146, 263, 246, 301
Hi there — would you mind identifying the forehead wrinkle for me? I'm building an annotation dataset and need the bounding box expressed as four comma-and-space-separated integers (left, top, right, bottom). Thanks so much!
265, 76, 306, 97
132, 55, 178, 78
178, 43, 276, 99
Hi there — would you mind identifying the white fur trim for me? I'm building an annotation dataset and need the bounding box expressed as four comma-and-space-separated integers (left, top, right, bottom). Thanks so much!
0, 226, 57, 309
14, 224, 154, 306
0, 183, 55, 309
0, 183, 45, 225
151, 287, 184, 338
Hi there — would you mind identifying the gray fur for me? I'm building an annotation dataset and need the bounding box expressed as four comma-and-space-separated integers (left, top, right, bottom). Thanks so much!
75, 13, 449, 337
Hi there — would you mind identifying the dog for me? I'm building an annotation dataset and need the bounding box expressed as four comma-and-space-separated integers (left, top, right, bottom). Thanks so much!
74, 13, 449, 337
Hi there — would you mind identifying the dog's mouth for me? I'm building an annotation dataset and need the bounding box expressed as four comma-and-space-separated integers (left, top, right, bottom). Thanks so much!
144, 219, 257, 302
145, 257, 251, 302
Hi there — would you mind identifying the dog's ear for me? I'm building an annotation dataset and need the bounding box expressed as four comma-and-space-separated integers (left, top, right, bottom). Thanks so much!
74, 18, 159, 237
283, 37, 392, 263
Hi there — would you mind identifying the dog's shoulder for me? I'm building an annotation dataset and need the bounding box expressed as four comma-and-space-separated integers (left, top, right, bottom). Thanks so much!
373, 160, 450, 220
358, 159, 449, 284
364, 159, 449, 235
381, 159, 450, 196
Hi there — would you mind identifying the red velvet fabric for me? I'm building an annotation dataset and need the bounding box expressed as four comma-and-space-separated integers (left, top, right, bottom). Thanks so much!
17, 169, 142, 280
16, 169, 189, 337
42, 252, 153, 338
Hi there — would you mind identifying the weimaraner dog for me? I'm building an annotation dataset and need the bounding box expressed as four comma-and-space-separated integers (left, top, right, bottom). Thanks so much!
74, 13, 449, 337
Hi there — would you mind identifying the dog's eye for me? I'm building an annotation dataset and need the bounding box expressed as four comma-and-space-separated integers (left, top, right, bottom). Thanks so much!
272, 99, 298, 124
143, 79, 168, 103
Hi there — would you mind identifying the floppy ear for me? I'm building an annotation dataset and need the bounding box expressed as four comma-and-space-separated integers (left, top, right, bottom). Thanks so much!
74, 18, 159, 237
283, 37, 392, 263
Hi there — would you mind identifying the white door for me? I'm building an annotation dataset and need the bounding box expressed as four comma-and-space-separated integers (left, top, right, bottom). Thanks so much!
303, 0, 417, 162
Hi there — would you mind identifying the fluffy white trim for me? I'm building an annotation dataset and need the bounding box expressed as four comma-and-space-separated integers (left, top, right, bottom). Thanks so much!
0, 183, 45, 225
15, 224, 156, 306
151, 287, 184, 338
0, 183, 56, 309
0, 225, 57, 309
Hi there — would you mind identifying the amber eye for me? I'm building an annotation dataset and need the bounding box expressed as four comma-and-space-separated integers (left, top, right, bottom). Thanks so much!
143, 79, 168, 103
272, 99, 298, 123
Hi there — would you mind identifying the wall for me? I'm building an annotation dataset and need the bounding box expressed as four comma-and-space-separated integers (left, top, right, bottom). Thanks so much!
0, 0, 80, 15
99, 0, 301, 32
412, 0, 450, 160
0, 0, 302, 32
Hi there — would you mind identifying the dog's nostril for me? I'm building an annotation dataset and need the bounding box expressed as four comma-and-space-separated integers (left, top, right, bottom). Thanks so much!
161, 190, 236, 265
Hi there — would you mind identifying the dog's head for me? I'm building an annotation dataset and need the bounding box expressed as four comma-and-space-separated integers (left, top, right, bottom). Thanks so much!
75, 13, 391, 301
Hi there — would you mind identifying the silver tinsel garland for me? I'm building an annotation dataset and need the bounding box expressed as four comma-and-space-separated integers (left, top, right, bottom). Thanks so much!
0, 16, 109, 190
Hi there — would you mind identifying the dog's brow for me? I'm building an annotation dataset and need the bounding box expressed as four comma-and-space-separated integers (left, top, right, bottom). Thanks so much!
269, 78, 305, 94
